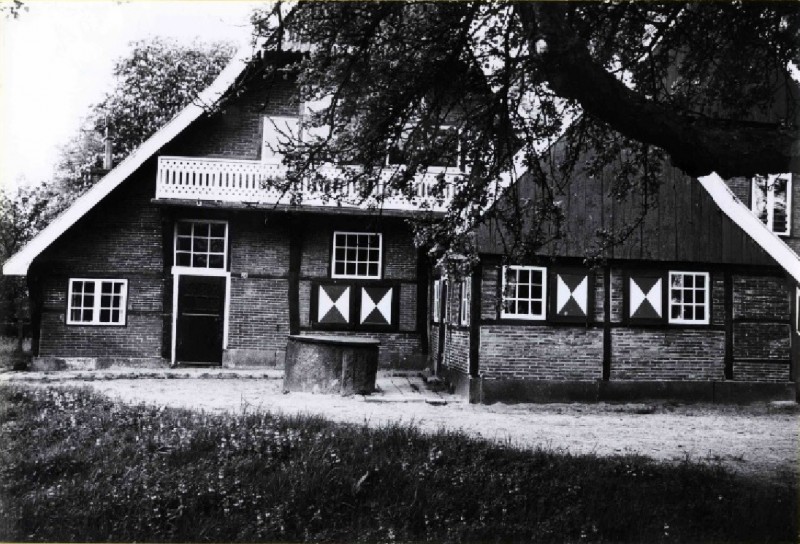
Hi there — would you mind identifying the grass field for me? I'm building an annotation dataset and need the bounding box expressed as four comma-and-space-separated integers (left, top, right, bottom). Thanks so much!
0, 384, 796, 543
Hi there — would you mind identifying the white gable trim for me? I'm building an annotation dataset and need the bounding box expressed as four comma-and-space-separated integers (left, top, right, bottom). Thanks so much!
3, 43, 258, 276
698, 172, 800, 285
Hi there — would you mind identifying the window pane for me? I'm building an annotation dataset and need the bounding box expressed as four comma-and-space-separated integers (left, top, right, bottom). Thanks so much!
209, 239, 225, 253
70, 309, 82, 321
518, 301, 529, 315
368, 263, 379, 277
685, 275, 694, 288
531, 302, 542, 316
194, 223, 210, 237
113, 283, 123, 294
684, 291, 693, 303
83, 309, 94, 322
112, 310, 121, 323
695, 275, 705, 288
671, 275, 683, 288
209, 255, 224, 268
696, 290, 705, 304
209, 223, 226, 237
84, 282, 95, 294
100, 309, 111, 322
194, 238, 209, 252
177, 223, 192, 236
696, 308, 705, 321
176, 253, 191, 267
101, 282, 113, 294
684, 307, 694, 320
671, 306, 681, 319
101, 295, 112, 308
193, 254, 208, 268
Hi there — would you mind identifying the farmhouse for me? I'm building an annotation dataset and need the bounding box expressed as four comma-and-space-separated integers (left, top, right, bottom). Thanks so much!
3, 42, 799, 403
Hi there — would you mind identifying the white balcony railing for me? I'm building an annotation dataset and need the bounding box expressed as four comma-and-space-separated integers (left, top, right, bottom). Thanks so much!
155, 156, 460, 212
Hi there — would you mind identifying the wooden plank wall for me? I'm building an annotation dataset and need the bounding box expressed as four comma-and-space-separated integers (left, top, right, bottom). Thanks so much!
477, 160, 776, 266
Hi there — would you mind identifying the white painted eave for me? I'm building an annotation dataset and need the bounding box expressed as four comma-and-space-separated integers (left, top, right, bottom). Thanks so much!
3, 42, 258, 276
698, 172, 800, 285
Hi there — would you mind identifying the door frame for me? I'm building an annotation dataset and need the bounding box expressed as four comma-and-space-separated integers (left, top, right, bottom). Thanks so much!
171, 267, 231, 365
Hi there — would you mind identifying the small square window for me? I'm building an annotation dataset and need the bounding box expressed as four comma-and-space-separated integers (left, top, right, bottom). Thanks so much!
668, 271, 710, 325
501, 265, 547, 320
331, 232, 382, 279
174, 221, 228, 270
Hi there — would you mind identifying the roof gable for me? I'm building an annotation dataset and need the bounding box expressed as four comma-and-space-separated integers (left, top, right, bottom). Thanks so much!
2, 42, 258, 276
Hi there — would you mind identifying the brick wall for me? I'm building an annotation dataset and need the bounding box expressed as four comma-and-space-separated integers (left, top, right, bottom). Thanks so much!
610, 329, 725, 381
443, 328, 469, 374
480, 326, 603, 380
167, 80, 299, 161
731, 275, 791, 382
34, 168, 166, 363
733, 276, 790, 320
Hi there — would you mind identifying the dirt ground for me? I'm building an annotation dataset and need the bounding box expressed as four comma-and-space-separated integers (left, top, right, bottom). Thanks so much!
24, 375, 798, 481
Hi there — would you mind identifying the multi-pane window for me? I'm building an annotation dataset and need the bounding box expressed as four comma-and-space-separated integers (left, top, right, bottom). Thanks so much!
668, 271, 710, 325
501, 265, 547, 320
752, 174, 791, 236
175, 221, 227, 269
459, 279, 471, 326
331, 232, 382, 279
432, 279, 441, 323
67, 279, 127, 325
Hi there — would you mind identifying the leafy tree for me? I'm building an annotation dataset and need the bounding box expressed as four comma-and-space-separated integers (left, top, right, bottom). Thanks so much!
248, 1, 799, 258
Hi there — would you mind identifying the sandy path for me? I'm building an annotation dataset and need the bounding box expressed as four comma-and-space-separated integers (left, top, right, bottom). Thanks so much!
55, 378, 800, 480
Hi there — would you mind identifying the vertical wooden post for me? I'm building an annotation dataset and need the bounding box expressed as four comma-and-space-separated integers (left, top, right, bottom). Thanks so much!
288, 217, 302, 336
724, 270, 734, 380
416, 247, 429, 354
468, 264, 482, 377
602, 265, 611, 381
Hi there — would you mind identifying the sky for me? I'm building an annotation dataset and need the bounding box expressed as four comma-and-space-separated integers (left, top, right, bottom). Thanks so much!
0, 0, 266, 193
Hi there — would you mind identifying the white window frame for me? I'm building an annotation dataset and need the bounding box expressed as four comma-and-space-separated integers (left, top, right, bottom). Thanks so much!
331, 231, 383, 280
796, 287, 800, 335
433, 279, 441, 323
751, 174, 792, 236
66, 278, 128, 326
173, 220, 229, 272
667, 271, 710, 325
501, 265, 547, 320
459, 278, 471, 326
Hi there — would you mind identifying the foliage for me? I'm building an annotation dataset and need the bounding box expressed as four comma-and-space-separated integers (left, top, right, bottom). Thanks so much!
54, 37, 234, 196
0, 384, 795, 543
249, 2, 799, 262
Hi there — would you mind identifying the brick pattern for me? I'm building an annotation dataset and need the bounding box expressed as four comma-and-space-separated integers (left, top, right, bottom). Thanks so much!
733, 361, 790, 382
733, 276, 790, 320
733, 323, 791, 360
724, 177, 751, 205
167, 81, 299, 161
39, 313, 163, 358
609, 269, 623, 323
443, 328, 469, 374
35, 173, 166, 361
230, 220, 291, 276
227, 277, 290, 352
480, 266, 498, 320
610, 329, 725, 381
479, 326, 602, 380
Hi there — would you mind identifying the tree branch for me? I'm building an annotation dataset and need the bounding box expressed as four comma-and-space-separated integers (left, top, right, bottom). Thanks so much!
518, 3, 798, 178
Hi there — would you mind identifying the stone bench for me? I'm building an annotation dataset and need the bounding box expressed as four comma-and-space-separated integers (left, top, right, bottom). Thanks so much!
283, 335, 379, 395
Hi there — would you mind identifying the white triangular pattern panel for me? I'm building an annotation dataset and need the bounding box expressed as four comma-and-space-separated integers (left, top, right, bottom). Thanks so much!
646, 279, 662, 316
556, 276, 571, 313
318, 288, 334, 322
334, 287, 350, 321
376, 288, 393, 322
629, 279, 646, 315
573, 277, 588, 314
